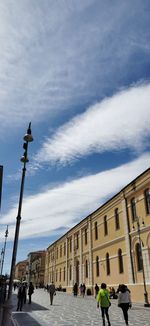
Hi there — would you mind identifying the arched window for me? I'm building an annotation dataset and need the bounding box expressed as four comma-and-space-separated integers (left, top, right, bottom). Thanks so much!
96, 256, 99, 277
104, 215, 108, 236
85, 260, 88, 278
106, 252, 110, 275
135, 243, 143, 271
118, 249, 124, 273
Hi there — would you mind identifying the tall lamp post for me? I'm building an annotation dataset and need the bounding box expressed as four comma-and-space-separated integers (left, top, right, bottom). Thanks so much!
0, 225, 9, 276
2, 123, 33, 326
133, 216, 150, 307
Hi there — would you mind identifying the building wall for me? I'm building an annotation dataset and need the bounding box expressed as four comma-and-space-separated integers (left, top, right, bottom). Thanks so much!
44, 168, 150, 302
15, 260, 28, 281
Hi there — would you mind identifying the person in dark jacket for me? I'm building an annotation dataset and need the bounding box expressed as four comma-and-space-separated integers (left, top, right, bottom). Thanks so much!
73, 283, 78, 296
48, 282, 56, 305
95, 283, 99, 298
16, 284, 26, 311
28, 282, 34, 304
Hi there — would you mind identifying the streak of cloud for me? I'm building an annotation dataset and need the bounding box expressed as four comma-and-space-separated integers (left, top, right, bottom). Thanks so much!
1, 153, 149, 241
35, 83, 150, 165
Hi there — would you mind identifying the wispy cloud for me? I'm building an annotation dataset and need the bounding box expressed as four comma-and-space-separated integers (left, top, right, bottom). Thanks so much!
0, 2, 149, 133
0, 153, 149, 241
35, 83, 150, 165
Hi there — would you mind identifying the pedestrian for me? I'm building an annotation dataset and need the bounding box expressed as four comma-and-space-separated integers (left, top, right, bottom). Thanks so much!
97, 283, 111, 326
28, 281, 34, 304
16, 284, 26, 311
118, 284, 132, 325
79, 283, 83, 295
73, 282, 78, 296
82, 283, 86, 297
95, 283, 99, 298
48, 281, 56, 305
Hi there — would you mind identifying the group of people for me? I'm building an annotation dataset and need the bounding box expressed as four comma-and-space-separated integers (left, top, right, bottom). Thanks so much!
16, 281, 34, 311
96, 283, 132, 326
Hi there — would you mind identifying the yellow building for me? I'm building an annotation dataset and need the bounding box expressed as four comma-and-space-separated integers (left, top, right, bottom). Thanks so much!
26, 250, 46, 287
15, 260, 28, 281
44, 168, 150, 302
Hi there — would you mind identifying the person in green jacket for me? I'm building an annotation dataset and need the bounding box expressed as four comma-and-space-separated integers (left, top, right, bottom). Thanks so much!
97, 283, 111, 326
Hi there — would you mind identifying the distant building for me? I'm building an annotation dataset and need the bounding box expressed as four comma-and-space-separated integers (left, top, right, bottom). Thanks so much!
15, 260, 28, 281
0, 165, 3, 210
44, 168, 150, 302
27, 251, 46, 287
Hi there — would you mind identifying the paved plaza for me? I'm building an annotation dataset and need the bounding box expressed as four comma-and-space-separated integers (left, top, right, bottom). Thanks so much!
11, 289, 150, 326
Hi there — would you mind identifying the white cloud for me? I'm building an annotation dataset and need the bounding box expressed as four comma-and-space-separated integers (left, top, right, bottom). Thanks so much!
0, 153, 149, 241
0, 2, 149, 133
35, 83, 150, 165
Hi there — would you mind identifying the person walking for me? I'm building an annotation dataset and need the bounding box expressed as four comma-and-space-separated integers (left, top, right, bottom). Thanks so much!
49, 281, 56, 305
73, 282, 78, 296
95, 283, 99, 298
16, 284, 26, 311
118, 284, 132, 325
28, 281, 34, 304
97, 283, 111, 326
82, 283, 86, 297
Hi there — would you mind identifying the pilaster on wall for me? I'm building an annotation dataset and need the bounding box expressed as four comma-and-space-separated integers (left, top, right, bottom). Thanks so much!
88, 217, 93, 287
79, 229, 82, 285
66, 238, 68, 286
121, 196, 134, 284
143, 247, 150, 282
72, 234, 75, 285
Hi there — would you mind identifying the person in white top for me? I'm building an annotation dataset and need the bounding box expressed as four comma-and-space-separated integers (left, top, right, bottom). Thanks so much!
118, 284, 132, 325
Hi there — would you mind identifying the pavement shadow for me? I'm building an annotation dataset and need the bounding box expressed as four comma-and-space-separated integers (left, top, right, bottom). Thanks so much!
12, 312, 42, 326
12, 293, 48, 312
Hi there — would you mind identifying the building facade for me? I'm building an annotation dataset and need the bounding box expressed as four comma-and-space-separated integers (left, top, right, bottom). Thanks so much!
15, 260, 28, 281
44, 168, 150, 302
26, 251, 46, 287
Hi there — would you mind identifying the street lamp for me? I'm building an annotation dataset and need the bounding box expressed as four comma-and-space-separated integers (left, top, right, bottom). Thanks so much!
133, 216, 150, 307
0, 226, 9, 276
2, 123, 33, 326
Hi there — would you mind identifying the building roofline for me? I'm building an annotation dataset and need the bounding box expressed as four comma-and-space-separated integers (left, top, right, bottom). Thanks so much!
47, 167, 150, 250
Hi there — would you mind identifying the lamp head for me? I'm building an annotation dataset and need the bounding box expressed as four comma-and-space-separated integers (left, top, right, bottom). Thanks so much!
24, 122, 33, 142
20, 155, 29, 163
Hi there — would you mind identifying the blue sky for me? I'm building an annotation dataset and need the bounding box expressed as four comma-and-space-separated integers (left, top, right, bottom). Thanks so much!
0, 0, 150, 274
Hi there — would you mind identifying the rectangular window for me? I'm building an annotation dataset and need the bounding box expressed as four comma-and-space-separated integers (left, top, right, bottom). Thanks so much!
70, 238, 72, 253
64, 267, 65, 281
76, 233, 79, 249
60, 245, 62, 257
85, 228, 87, 245
115, 208, 120, 230
144, 188, 150, 214
131, 198, 136, 221
64, 242, 66, 256
104, 215, 108, 236
95, 222, 98, 240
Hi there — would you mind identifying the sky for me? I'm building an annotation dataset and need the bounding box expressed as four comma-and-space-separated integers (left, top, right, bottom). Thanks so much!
0, 0, 150, 275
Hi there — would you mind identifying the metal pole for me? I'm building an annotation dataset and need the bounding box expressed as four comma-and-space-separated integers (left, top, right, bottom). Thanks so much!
137, 218, 150, 307
1, 123, 33, 326
7, 160, 27, 300
0, 226, 9, 276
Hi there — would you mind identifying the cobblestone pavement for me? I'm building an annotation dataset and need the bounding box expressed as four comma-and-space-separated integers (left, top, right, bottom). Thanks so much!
11, 289, 150, 326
